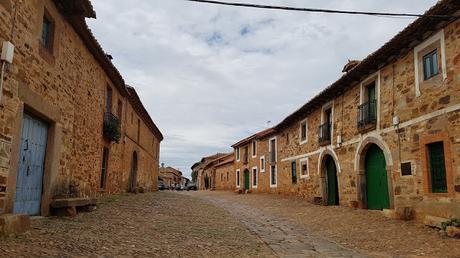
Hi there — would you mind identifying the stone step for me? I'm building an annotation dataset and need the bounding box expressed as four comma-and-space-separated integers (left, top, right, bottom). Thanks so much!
0, 214, 30, 237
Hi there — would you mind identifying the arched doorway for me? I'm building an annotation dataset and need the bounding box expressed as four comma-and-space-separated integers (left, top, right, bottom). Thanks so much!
324, 155, 339, 206
128, 151, 138, 192
365, 144, 390, 210
243, 169, 250, 191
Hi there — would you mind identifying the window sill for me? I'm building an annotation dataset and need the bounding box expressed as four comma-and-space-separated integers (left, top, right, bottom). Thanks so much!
319, 140, 331, 147
300, 140, 308, 145
357, 122, 376, 134
39, 44, 55, 65
270, 185, 277, 188
300, 175, 310, 179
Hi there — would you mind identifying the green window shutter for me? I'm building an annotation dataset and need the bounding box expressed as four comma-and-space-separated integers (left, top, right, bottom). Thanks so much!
427, 142, 448, 193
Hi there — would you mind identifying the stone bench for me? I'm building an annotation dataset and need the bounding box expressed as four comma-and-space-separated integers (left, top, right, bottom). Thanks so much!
50, 197, 97, 217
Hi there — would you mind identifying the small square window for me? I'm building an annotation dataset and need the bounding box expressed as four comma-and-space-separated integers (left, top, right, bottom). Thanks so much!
401, 162, 412, 176
300, 158, 309, 178
423, 50, 439, 80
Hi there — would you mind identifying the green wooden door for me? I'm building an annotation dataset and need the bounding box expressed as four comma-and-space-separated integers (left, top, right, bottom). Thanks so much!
427, 142, 447, 193
244, 170, 250, 190
326, 156, 339, 205
365, 145, 390, 210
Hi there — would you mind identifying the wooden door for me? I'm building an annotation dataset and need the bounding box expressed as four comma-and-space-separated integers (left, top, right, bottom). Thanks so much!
365, 145, 390, 210
14, 113, 48, 215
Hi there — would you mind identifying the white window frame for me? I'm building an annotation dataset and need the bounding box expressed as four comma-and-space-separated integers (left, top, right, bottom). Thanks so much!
359, 71, 381, 130
414, 29, 447, 97
235, 147, 240, 162
260, 156, 265, 172
299, 118, 308, 145
251, 140, 257, 158
320, 101, 334, 145
268, 136, 277, 163
270, 165, 277, 188
299, 157, 309, 179
251, 166, 258, 188
236, 169, 240, 187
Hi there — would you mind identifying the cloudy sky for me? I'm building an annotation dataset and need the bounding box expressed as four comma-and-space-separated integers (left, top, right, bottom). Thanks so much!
87, 0, 437, 178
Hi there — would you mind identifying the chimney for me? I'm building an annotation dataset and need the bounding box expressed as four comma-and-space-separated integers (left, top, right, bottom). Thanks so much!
342, 60, 361, 73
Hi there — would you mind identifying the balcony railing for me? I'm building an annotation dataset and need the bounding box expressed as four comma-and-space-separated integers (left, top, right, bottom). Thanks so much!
357, 100, 377, 131
318, 123, 331, 145
103, 112, 121, 142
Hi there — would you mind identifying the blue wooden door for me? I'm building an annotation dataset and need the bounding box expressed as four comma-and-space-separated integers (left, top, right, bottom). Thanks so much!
14, 113, 48, 215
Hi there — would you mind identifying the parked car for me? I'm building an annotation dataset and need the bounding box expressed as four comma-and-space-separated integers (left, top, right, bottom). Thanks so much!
175, 185, 182, 191
158, 183, 167, 190
186, 183, 197, 191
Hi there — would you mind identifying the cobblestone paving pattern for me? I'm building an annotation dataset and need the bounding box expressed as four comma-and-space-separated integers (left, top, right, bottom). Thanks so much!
188, 191, 460, 258
189, 192, 368, 258
0, 192, 274, 258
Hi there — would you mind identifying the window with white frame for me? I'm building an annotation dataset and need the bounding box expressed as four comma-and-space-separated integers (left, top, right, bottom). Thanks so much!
270, 165, 277, 187
260, 156, 265, 172
300, 119, 308, 144
269, 137, 277, 164
236, 169, 240, 187
414, 30, 447, 97
300, 158, 309, 178
235, 147, 240, 162
252, 141, 257, 158
252, 167, 258, 188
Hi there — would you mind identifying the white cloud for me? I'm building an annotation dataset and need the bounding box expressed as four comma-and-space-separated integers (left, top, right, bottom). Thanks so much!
87, 0, 438, 177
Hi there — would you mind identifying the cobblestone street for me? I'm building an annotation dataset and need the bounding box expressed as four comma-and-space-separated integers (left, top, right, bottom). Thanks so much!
188, 191, 460, 258
0, 192, 273, 258
1, 191, 460, 257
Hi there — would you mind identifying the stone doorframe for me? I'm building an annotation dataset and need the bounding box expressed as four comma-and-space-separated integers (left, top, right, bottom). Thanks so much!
354, 135, 395, 209
317, 147, 341, 205
6, 86, 62, 216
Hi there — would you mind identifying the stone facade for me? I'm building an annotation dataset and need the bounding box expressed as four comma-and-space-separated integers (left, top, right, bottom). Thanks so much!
191, 153, 227, 190
159, 166, 182, 187
0, 0, 162, 216
212, 153, 235, 191
229, 0, 460, 221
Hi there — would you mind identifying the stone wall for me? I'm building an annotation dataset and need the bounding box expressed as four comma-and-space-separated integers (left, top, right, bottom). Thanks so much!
0, 0, 161, 215
231, 19, 460, 220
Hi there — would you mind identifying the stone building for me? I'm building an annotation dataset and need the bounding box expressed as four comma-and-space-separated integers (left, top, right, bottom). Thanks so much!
230, 0, 460, 222
159, 166, 182, 187
0, 0, 162, 217
191, 153, 227, 190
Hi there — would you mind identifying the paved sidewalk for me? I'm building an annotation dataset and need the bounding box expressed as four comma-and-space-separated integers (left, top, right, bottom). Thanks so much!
189, 192, 368, 258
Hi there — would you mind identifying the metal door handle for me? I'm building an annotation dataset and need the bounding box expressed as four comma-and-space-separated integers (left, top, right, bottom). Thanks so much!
24, 140, 29, 151
26, 166, 30, 176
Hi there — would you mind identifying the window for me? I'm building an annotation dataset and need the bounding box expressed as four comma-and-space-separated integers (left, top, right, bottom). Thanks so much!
300, 158, 309, 178
40, 12, 54, 51
243, 146, 249, 164
291, 161, 297, 184
252, 167, 258, 188
227, 172, 229, 181
100, 147, 109, 189
117, 100, 123, 119
236, 169, 240, 187
137, 119, 141, 142
131, 112, 134, 124
300, 119, 307, 144
423, 50, 439, 80
252, 141, 257, 158
221, 173, 223, 182
269, 137, 276, 164
427, 142, 447, 193
319, 105, 333, 145
105, 87, 112, 113
260, 156, 265, 172
270, 165, 277, 187
235, 147, 240, 162
358, 81, 377, 130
